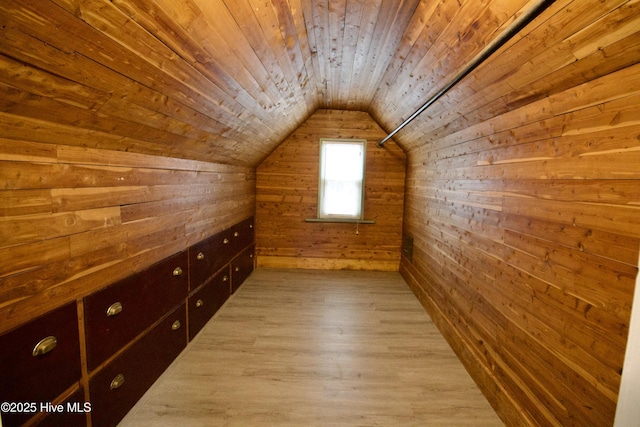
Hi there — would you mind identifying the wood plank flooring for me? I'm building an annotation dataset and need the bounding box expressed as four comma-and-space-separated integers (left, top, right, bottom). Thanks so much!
119, 269, 503, 426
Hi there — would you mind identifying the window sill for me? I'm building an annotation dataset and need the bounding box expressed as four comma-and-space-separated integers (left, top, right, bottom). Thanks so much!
305, 218, 376, 224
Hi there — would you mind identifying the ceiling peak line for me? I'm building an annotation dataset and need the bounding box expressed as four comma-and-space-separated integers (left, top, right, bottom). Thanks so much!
376, 0, 557, 148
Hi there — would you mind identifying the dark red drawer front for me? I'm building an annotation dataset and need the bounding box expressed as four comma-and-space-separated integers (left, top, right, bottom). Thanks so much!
84, 251, 188, 370
188, 266, 230, 340
231, 245, 255, 294
209, 228, 235, 274
89, 303, 187, 427
189, 238, 214, 290
143, 251, 189, 294
0, 302, 81, 427
230, 216, 254, 254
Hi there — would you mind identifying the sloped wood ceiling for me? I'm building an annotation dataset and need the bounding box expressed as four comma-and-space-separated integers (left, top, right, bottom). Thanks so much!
3, 0, 619, 166
1, 1, 639, 425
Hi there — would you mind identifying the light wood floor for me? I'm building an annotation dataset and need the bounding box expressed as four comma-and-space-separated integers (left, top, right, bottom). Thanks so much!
120, 269, 503, 426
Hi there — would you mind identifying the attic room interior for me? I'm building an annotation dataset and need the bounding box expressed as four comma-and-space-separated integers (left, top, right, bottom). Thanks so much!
1, 0, 639, 426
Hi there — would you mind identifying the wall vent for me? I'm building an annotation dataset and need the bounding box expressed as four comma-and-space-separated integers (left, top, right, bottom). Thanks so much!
402, 234, 414, 263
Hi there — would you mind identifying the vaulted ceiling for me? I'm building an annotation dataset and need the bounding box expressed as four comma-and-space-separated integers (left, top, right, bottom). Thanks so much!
1, 0, 634, 167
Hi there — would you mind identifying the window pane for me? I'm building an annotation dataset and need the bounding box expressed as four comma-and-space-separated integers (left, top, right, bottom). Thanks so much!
321, 180, 362, 217
321, 144, 363, 181
319, 140, 365, 219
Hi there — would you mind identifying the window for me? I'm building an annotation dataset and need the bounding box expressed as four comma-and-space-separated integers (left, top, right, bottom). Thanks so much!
318, 139, 366, 220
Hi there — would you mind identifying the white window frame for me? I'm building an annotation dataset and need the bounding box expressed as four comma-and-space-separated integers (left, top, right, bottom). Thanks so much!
317, 138, 366, 220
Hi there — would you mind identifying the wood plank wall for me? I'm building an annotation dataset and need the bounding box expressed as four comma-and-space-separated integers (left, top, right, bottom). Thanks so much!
400, 62, 640, 426
0, 140, 255, 335
256, 109, 406, 271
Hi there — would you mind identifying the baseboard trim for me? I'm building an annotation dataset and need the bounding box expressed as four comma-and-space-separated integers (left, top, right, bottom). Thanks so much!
256, 256, 399, 271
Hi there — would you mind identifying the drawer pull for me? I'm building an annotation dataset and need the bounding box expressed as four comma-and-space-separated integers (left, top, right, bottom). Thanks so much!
250, 224, 253, 228
196, 252, 205, 261
106, 302, 123, 317
234, 231, 239, 237
110, 374, 125, 390
195, 299, 204, 308
223, 275, 228, 282
223, 238, 229, 244
235, 266, 240, 272
171, 320, 182, 331
32, 336, 57, 357
173, 267, 183, 276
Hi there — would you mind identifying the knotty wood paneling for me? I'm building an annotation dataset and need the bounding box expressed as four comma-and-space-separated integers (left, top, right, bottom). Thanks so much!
399, 22, 640, 427
0, 0, 315, 167
256, 109, 405, 271
1, 0, 639, 425
2, 0, 633, 171
376, 0, 640, 151
0, 137, 255, 335
388, 2, 639, 425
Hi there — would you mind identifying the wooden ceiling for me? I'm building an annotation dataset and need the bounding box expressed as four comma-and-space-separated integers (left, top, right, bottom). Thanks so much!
0, 0, 636, 166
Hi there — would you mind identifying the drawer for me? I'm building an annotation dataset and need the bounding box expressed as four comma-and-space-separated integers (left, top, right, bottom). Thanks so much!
84, 251, 188, 370
229, 216, 254, 253
142, 250, 189, 293
0, 302, 81, 427
189, 237, 215, 290
89, 303, 187, 427
231, 245, 255, 294
188, 266, 230, 340
209, 228, 235, 274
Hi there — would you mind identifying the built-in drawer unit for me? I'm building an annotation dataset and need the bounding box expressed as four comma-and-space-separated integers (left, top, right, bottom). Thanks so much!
231, 244, 255, 294
89, 303, 187, 427
0, 302, 81, 427
83, 250, 188, 370
188, 266, 231, 340
0, 217, 256, 426
196, 217, 254, 286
